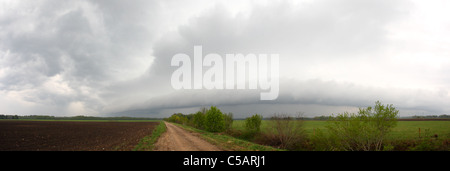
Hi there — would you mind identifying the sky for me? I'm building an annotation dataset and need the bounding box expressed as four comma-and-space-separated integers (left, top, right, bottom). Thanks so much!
0, 0, 449, 118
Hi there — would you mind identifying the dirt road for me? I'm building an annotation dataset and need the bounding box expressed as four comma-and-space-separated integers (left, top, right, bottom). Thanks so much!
153, 122, 221, 151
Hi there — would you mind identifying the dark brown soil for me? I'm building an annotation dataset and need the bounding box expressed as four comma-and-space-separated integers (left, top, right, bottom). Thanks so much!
0, 121, 158, 151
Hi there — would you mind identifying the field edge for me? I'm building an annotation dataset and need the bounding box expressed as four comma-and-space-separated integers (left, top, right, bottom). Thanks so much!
133, 121, 167, 151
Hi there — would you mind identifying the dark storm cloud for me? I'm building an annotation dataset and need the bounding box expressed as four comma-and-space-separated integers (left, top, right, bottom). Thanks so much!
1, 0, 448, 116
0, 0, 162, 114
112, 0, 418, 116
116, 0, 449, 117
115, 77, 449, 118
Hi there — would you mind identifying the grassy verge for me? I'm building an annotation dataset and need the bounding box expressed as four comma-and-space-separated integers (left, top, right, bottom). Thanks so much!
171, 122, 282, 151
133, 121, 167, 151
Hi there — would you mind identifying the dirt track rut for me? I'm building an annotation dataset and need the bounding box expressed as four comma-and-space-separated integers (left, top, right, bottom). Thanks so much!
153, 122, 221, 151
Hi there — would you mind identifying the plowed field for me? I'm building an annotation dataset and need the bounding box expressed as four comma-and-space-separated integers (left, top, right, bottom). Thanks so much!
0, 121, 158, 151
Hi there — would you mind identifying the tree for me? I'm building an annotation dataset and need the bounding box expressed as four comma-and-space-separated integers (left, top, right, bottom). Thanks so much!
204, 106, 225, 132
313, 101, 399, 151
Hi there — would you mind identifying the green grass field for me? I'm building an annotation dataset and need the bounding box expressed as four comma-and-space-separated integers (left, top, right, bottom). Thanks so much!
232, 120, 450, 140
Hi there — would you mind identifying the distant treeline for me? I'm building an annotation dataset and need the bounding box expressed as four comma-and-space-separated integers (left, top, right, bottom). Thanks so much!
0, 114, 161, 120
409, 114, 450, 119
311, 114, 450, 120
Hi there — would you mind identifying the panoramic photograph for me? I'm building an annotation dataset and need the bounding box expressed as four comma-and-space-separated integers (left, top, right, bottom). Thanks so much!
0, 0, 449, 167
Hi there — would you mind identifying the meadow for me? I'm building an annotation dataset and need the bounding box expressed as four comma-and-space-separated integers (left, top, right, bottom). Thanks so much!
166, 106, 450, 151
232, 120, 450, 140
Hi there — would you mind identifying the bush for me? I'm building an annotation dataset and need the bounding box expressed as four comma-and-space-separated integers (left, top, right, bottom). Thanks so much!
245, 114, 263, 133
263, 114, 306, 150
313, 101, 399, 151
192, 111, 206, 129
204, 106, 225, 132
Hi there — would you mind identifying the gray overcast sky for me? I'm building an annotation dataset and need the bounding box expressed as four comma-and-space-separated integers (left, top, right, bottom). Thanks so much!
1, 0, 449, 118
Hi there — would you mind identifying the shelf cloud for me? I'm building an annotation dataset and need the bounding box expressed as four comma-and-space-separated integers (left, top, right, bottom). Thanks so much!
1, 0, 449, 117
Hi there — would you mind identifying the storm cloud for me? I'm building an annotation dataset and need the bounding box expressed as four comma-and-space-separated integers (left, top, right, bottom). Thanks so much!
1, 0, 449, 118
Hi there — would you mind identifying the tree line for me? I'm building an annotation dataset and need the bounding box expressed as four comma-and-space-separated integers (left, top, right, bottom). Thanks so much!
411, 114, 450, 119
165, 106, 234, 132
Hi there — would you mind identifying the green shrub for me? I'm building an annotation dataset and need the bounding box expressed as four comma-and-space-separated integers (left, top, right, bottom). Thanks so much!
205, 106, 225, 132
313, 101, 399, 151
192, 111, 206, 129
245, 114, 263, 133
